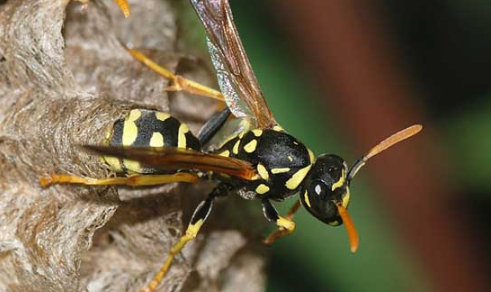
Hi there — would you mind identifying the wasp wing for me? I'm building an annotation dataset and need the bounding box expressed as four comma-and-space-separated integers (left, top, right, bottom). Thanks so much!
190, 0, 277, 129
84, 145, 257, 180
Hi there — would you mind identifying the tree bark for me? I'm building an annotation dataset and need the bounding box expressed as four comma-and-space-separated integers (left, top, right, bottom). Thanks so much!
0, 1, 266, 291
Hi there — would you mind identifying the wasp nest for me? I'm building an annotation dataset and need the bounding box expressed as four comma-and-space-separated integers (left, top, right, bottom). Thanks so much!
0, 1, 266, 291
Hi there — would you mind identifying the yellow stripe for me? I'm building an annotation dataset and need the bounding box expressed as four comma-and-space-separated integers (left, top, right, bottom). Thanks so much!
331, 169, 346, 191
256, 184, 270, 194
178, 124, 189, 148
285, 164, 312, 190
219, 150, 230, 157
156, 111, 170, 121
257, 164, 269, 180
122, 109, 141, 146
271, 167, 290, 174
273, 125, 284, 132
233, 139, 241, 154
304, 190, 312, 207
150, 132, 164, 147
308, 148, 315, 163
252, 129, 263, 137
244, 139, 258, 153
342, 188, 351, 208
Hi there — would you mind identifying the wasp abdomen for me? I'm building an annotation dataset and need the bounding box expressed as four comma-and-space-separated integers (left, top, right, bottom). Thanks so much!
103, 109, 200, 174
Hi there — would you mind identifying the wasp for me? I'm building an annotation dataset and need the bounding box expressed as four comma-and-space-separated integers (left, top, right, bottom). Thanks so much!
41, 0, 422, 291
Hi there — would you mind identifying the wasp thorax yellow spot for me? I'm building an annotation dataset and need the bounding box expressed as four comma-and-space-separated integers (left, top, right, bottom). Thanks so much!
150, 132, 164, 147
244, 139, 258, 153
252, 129, 263, 137
178, 124, 189, 148
156, 111, 170, 121
257, 163, 269, 180
219, 150, 230, 157
122, 110, 141, 146
256, 184, 270, 194
273, 125, 284, 132
271, 167, 290, 174
233, 139, 241, 154
285, 164, 312, 190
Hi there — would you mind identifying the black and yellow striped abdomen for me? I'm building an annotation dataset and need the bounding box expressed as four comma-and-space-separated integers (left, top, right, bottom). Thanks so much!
103, 109, 200, 174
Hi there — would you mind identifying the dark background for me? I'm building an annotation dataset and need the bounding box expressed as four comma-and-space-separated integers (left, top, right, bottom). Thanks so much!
181, 1, 491, 291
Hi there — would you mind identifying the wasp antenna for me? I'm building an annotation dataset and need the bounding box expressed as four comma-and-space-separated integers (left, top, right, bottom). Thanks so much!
336, 203, 359, 253
347, 124, 423, 181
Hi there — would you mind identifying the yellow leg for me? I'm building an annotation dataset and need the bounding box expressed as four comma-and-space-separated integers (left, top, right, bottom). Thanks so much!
263, 200, 301, 245
128, 49, 225, 102
39, 172, 199, 187
138, 195, 214, 292
113, 0, 130, 18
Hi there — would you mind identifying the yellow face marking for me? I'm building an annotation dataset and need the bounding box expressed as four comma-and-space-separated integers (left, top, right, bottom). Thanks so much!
257, 163, 269, 180
219, 150, 230, 157
149, 132, 164, 147
244, 139, 258, 153
255, 184, 270, 194
271, 167, 290, 174
233, 139, 241, 154
303, 190, 312, 207
252, 129, 263, 137
331, 169, 346, 191
285, 164, 312, 190
178, 124, 189, 148
122, 109, 141, 146
156, 111, 170, 121
308, 148, 315, 163
342, 187, 351, 208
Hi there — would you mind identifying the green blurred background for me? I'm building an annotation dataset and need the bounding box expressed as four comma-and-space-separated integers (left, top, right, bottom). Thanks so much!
177, 1, 491, 291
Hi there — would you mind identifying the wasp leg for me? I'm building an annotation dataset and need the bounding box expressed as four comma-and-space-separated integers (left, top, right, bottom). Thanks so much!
113, 0, 130, 18
73, 0, 130, 18
261, 199, 297, 245
127, 49, 225, 102
39, 172, 199, 188
138, 185, 228, 292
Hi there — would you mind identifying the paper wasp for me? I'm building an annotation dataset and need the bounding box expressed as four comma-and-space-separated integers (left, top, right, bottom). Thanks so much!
42, 0, 422, 291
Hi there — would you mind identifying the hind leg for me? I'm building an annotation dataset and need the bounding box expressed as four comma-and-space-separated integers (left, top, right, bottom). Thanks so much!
128, 49, 224, 101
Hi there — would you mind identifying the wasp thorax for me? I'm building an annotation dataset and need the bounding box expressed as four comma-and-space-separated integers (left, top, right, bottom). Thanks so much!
300, 154, 350, 226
